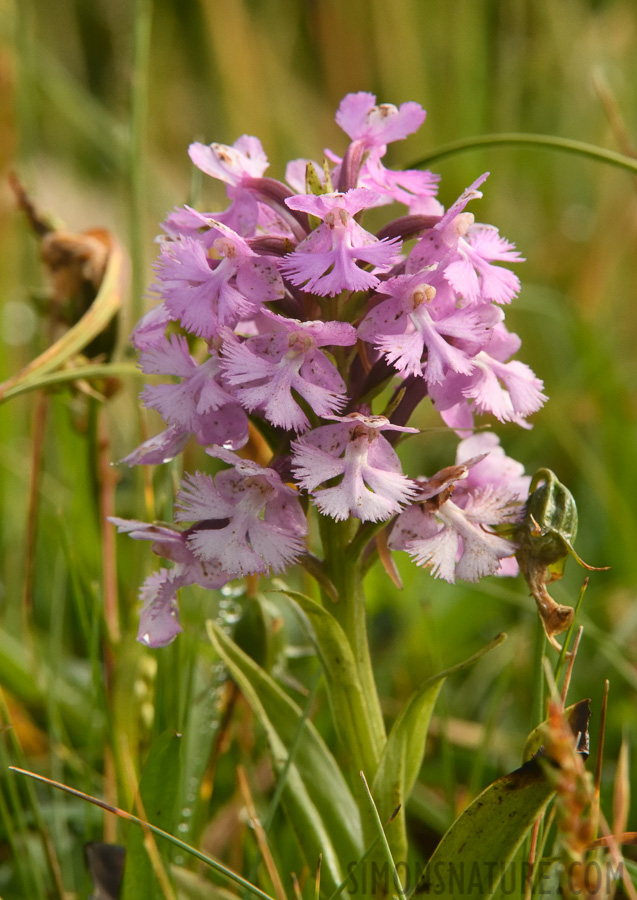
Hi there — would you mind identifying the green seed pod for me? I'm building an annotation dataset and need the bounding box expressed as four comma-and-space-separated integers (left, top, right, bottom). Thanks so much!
515, 469, 606, 652
517, 468, 578, 580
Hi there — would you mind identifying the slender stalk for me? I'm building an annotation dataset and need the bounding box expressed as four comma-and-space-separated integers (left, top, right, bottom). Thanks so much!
409, 133, 637, 176
97, 407, 120, 648
237, 766, 288, 900
14, 0, 37, 166
531, 618, 547, 731
128, 0, 153, 330
0, 363, 142, 404
524, 619, 548, 869
247, 673, 321, 887
22, 392, 48, 619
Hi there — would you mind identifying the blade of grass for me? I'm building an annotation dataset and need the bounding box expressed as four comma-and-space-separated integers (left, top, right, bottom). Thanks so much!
31, 42, 129, 166
237, 766, 287, 900
595, 808, 637, 900
314, 854, 322, 900
46, 548, 75, 892
247, 670, 321, 886
128, 0, 153, 329
358, 772, 403, 895
527, 805, 556, 900
524, 816, 541, 900
554, 579, 588, 688
22, 392, 48, 620
525, 621, 549, 870
531, 620, 547, 731
559, 626, 584, 707
594, 680, 610, 824
9, 767, 278, 900
0, 693, 65, 897
0, 363, 141, 403
290, 872, 302, 900
613, 736, 630, 839
97, 406, 121, 647
410, 133, 637, 177
0, 724, 47, 898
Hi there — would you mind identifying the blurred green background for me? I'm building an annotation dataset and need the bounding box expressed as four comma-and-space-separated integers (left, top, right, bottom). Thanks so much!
1, 0, 637, 896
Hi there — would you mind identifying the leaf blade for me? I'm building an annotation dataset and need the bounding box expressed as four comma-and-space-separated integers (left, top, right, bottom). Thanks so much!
207, 622, 363, 895
372, 633, 507, 859
278, 587, 381, 777
415, 758, 554, 899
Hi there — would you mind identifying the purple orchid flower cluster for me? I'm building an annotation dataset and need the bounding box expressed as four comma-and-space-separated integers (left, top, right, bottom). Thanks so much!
112, 92, 546, 648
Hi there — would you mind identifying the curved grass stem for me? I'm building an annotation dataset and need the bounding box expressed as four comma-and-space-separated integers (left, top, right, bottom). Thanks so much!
410, 133, 637, 176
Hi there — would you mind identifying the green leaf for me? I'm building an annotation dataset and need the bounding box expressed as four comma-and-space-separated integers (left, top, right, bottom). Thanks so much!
121, 730, 182, 900
278, 587, 381, 777
415, 758, 554, 899
372, 633, 507, 860
173, 657, 228, 851
207, 622, 363, 896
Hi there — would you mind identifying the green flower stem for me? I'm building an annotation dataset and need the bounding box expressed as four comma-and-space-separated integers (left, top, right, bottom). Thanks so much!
323, 521, 407, 884
319, 519, 390, 862
321, 520, 387, 772
409, 133, 637, 176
